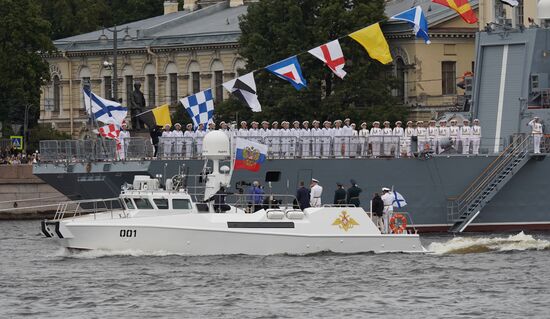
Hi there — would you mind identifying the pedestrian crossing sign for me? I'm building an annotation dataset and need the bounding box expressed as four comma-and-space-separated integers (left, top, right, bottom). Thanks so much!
10, 136, 23, 150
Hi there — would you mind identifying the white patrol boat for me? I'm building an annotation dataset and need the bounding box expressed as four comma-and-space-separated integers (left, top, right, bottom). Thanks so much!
41, 131, 425, 255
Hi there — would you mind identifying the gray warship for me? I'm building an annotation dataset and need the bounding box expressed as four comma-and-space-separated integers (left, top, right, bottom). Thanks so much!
33, 6, 550, 233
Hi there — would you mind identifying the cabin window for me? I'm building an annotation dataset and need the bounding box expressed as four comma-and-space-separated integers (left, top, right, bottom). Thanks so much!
173, 199, 192, 209
134, 198, 154, 209
153, 198, 169, 209
124, 198, 135, 210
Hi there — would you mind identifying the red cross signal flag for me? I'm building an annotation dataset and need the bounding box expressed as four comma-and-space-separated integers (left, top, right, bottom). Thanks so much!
308, 39, 347, 79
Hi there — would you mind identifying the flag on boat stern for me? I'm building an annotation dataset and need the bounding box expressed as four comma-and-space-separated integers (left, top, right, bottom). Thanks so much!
392, 191, 407, 208
136, 104, 172, 128
83, 87, 128, 125
234, 138, 268, 172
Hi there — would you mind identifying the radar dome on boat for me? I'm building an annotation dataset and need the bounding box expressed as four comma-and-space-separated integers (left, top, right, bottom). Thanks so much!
202, 130, 230, 159
539, 0, 550, 20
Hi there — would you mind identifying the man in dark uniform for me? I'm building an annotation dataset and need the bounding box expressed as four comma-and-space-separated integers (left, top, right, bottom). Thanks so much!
347, 179, 362, 207
333, 182, 347, 205
371, 193, 384, 231
296, 181, 310, 210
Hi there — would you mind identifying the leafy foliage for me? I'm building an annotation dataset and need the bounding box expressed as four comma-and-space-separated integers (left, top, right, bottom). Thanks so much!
215, 0, 408, 125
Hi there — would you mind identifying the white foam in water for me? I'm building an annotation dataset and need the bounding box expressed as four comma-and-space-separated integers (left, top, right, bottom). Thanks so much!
428, 232, 550, 255
53, 248, 179, 259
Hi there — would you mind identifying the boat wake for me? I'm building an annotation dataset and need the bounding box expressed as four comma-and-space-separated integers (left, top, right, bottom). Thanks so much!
428, 232, 550, 255
53, 248, 179, 259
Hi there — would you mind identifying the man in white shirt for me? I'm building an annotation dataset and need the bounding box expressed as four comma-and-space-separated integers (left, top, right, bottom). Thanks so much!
280, 121, 291, 157
270, 121, 280, 158
309, 178, 323, 207
172, 123, 184, 157
359, 122, 369, 157
290, 121, 301, 156
381, 121, 393, 156
248, 121, 261, 142
416, 121, 427, 154
449, 119, 460, 151
333, 120, 343, 157
161, 124, 173, 158
380, 187, 394, 234
118, 122, 130, 160
321, 121, 332, 158
459, 119, 471, 155
427, 120, 438, 153
370, 121, 382, 158
195, 123, 206, 156
238, 121, 248, 137
183, 123, 194, 158
404, 121, 415, 157
311, 120, 322, 157
528, 116, 544, 154
393, 121, 404, 158
471, 119, 482, 155
437, 120, 450, 154
342, 118, 353, 157
301, 121, 311, 157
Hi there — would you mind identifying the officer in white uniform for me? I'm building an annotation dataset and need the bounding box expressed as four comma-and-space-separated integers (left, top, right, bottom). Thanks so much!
118, 122, 131, 160
160, 124, 173, 158
333, 120, 344, 157
471, 119, 481, 155
427, 120, 438, 152
380, 187, 394, 234
238, 121, 248, 137
528, 116, 544, 154
195, 123, 206, 156
321, 121, 332, 157
370, 121, 382, 157
449, 120, 460, 151
301, 121, 311, 157
183, 123, 194, 158
309, 178, 323, 207
269, 121, 280, 157
311, 120, 322, 157
459, 119, 471, 155
404, 121, 415, 157
248, 121, 261, 142
359, 122, 369, 157
393, 121, 404, 157
382, 121, 393, 156
416, 121, 427, 154
437, 120, 450, 154
172, 123, 184, 157
280, 121, 291, 157
342, 118, 353, 157
290, 121, 301, 156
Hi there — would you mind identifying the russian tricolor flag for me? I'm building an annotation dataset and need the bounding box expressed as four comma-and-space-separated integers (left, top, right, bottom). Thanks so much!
234, 138, 268, 172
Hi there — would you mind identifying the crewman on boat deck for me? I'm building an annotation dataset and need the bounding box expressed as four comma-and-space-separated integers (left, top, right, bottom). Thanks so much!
347, 179, 362, 207
296, 181, 310, 210
247, 181, 264, 213
209, 186, 231, 213
333, 182, 347, 205
161, 124, 173, 158
381, 187, 394, 234
118, 121, 130, 160
172, 123, 184, 157
371, 193, 384, 231
528, 116, 544, 154
310, 178, 323, 207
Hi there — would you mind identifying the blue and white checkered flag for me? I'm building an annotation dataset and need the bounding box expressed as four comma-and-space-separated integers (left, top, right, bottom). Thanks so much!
180, 89, 215, 130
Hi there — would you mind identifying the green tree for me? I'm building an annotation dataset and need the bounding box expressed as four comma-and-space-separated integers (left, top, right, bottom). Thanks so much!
0, 0, 54, 126
215, 0, 407, 125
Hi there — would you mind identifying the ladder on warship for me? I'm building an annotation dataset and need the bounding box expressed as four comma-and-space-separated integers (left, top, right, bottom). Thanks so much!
447, 134, 532, 233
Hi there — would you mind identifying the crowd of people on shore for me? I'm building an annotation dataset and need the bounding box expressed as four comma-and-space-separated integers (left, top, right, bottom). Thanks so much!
129, 117, 484, 159
0, 147, 39, 165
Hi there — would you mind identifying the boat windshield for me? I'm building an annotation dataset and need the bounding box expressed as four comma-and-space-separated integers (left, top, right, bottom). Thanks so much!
173, 199, 192, 209
153, 198, 169, 209
134, 198, 154, 209
124, 198, 135, 210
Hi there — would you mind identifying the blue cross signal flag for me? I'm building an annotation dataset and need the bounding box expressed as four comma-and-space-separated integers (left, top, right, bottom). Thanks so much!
10, 135, 23, 150
83, 87, 128, 125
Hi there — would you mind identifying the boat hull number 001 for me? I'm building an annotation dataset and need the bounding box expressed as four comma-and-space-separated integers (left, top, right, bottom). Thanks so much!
120, 229, 137, 237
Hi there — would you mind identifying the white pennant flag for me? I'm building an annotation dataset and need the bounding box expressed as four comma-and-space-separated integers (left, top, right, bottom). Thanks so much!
500, 0, 518, 7
223, 72, 261, 112
308, 39, 347, 79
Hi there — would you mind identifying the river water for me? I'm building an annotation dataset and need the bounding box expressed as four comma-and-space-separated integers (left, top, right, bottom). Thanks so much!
1, 220, 549, 318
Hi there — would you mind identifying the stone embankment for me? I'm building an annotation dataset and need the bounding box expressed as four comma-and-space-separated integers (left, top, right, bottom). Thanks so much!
0, 165, 69, 219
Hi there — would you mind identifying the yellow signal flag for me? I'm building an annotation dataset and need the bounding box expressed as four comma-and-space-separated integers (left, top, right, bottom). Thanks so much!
349, 23, 393, 65
152, 104, 172, 127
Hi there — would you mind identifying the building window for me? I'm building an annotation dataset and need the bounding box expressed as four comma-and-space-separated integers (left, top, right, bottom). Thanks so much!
395, 58, 405, 104
147, 74, 156, 107
192, 71, 200, 94
442, 61, 456, 95
169, 73, 178, 104
104, 76, 112, 100
81, 76, 90, 110
517, 0, 524, 26
214, 71, 223, 102
53, 75, 60, 112
125, 75, 133, 106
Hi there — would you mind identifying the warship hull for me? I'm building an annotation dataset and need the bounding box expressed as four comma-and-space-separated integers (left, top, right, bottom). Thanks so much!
33, 155, 550, 233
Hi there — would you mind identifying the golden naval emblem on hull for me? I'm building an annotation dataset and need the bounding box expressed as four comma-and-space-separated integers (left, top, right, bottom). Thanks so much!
332, 211, 359, 232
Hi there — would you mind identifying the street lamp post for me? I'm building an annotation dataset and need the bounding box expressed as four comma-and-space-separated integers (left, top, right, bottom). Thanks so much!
23, 104, 31, 154
102, 25, 119, 101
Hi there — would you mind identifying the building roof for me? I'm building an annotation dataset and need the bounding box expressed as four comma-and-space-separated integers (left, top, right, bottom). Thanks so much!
54, 2, 247, 53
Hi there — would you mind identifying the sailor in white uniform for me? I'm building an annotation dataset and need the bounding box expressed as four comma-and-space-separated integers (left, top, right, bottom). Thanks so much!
449, 120, 460, 151
393, 121, 404, 158
172, 123, 184, 157
238, 121, 249, 138
380, 187, 394, 234
311, 120, 322, 157
248, 121, 261, 142
207, 122, 216, 133
359, 122, 369, 157
342, 118, 353, 157
183, 123, 194, 158
301, 121, 312, 157
195, 123, 206, 156
280, 121, 292, 157
370, 121, 382, 157
528, 116, 544, 154
350, 123, 358, 157
321, 121, 333, 158
269, 121, 281, 157
290, 121, 301, 156
437, 120, 450, 154
118, 122, 131, 160
260, 121, 270, 140
427, 120, 438, 152
416, 121, 427, 154
471, 119, 481, 155
404, 121, 415, 157
309, 178, 323, 207
382, 121, 393, 156
459, 119, 471, 155
161, 124, 173, 158
333, 120, 344, 157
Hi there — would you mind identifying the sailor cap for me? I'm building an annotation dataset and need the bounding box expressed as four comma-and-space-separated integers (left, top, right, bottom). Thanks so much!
164, 124, 171, 128
303, 120, 309, 124
293, 121, 300, 125
534, 116, 540, 119
324, 121, 330, 125
463, 119, 470, 122
429, 120, 436, 123
361, 122, 367, 126
407, 121, 413, 124
450, 119, 457, 123
395, 121, 402, 125
416, 120, 424, 123
272, 121, 279, 125
383, 121, 390, 124
261, 121, 269, 125
440, 119, 447, 123
312, 120, 319, 124
220, 121, 226, 125
334, 119, 342, 123
251, 121, 258, 125
473, 119, 479, 122
373, 121, 380, 125
186, 123, 193, 127
240, 121, 247, 125
174, 123, 181, 127
312, 178, 319, 183
382, 187, 390, 191
344, 118, 351, 122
